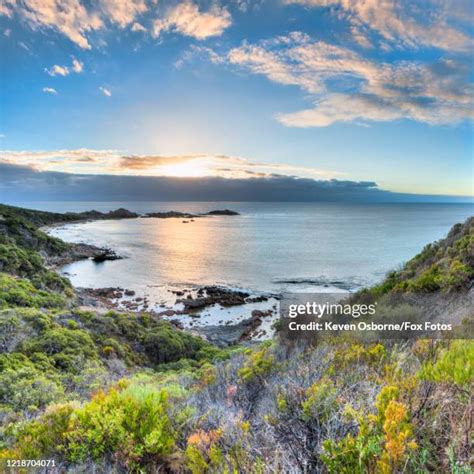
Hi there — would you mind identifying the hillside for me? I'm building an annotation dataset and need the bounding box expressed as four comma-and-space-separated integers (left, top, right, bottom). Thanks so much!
369, 217, 473, 294
0, 206, 472, 473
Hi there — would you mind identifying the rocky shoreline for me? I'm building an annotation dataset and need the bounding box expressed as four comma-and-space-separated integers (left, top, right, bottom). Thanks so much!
40, 206, 278, 345
42, 207, 241, 268
74, 284, 279, 346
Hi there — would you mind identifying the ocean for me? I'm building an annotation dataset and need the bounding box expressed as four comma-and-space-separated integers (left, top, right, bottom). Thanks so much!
16, 201, 473, 298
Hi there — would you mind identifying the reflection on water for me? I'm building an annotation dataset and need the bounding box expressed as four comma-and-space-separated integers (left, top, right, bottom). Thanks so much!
46, 202, 474, 298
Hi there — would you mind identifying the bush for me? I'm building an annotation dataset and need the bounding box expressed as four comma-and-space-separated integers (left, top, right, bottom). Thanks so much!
238, 343, 276, 382
420, 341, 473, 388
0, 274, 66, 309
0, 354, 64, 413
15, 383, 180, 471
22, 328, 98, 371
143, 322, 207, 365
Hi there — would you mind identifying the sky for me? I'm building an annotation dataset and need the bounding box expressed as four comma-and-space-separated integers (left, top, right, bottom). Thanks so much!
0, 0, 473, 201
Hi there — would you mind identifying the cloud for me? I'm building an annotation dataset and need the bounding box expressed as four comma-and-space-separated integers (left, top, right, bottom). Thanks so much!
222, 32, 473, 127
100, 0, 147, 28
71, 58, 83, 73
0, 161, 469, 203
131, 22, 146, 32
45, 58, 84, 76
99, 86, 112, 97
1, 0, 148, 48
0, 149, 340, 180
119, 155, 199, 169
0, 149, 119, 170
1, 0, 103, 49
45, 65, 69, 77
153, 1, 231, 40
284, 0, 473, 52
42, 87, 57, 94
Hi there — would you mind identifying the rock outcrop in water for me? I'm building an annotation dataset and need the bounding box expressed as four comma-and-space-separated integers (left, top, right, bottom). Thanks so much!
144, 211, 200, 219
178, 286, 254, 310
92, 248, 123, 262
204, 209, 240, 216
144, 209, 240, 219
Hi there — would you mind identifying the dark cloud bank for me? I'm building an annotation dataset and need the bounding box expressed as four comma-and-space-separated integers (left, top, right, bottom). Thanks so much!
0, 163, 471, 203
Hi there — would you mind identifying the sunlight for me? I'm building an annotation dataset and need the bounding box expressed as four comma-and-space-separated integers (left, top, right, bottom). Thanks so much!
157, 159, 209, 177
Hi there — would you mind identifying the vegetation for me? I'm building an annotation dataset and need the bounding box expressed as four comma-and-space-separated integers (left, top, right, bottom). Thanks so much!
363, 217, 473, 295
0, 205, 472, 472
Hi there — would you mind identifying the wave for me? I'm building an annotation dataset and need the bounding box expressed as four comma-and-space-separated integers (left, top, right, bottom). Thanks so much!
272, 277, 365, 290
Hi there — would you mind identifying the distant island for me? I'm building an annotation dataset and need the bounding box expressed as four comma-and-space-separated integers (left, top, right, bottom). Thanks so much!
144, 209, 240, 218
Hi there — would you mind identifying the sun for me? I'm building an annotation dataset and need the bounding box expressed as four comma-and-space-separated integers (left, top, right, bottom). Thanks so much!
156, 159, 209, 177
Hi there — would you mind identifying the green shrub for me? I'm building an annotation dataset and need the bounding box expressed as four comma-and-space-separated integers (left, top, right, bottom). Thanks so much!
0, 274, 66, 309
238, 343, 276, 382
420, 341, 473, 388
22, 327, 98, 371
0, 354, 63, 412
143, 322, 207, 365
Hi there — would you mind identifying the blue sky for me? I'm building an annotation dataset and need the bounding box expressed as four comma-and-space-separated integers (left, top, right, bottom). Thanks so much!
0, 0, 473, 197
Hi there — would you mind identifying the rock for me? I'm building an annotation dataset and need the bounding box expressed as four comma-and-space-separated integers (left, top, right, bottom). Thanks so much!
251, 309, 273, 318
105, 208, 139, 219
157, 309, 177, 317
169, 319, 184, 329
178, 286, 251, 310
181, 298, 208, 309
92, 249, 123, 263
196, 314, 262, 347
239, 316, 263, 342
143, 210, 239, 219
246, 295, 269, 303
124, 289, 135, 296
63, 208, 139, 220
204, 209, 240, 216
144, 211, 199, 219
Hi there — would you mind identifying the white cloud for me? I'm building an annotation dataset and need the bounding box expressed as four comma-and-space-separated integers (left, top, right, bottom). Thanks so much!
131, 21, 146, 32
72, 58, 83, 73
1, 0, 103, 49
284, 0, 473, 52
0, 149, 341, 179
223, 33, 473, 127
1, 0, 231, 47
99, 86, 112, 97
42, 87, 57, 94
45, 58, 83, 76
153, 1, 231, 40
100, 0, 147, 28
0, 0, 148, 48
45, 64, 70, 77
